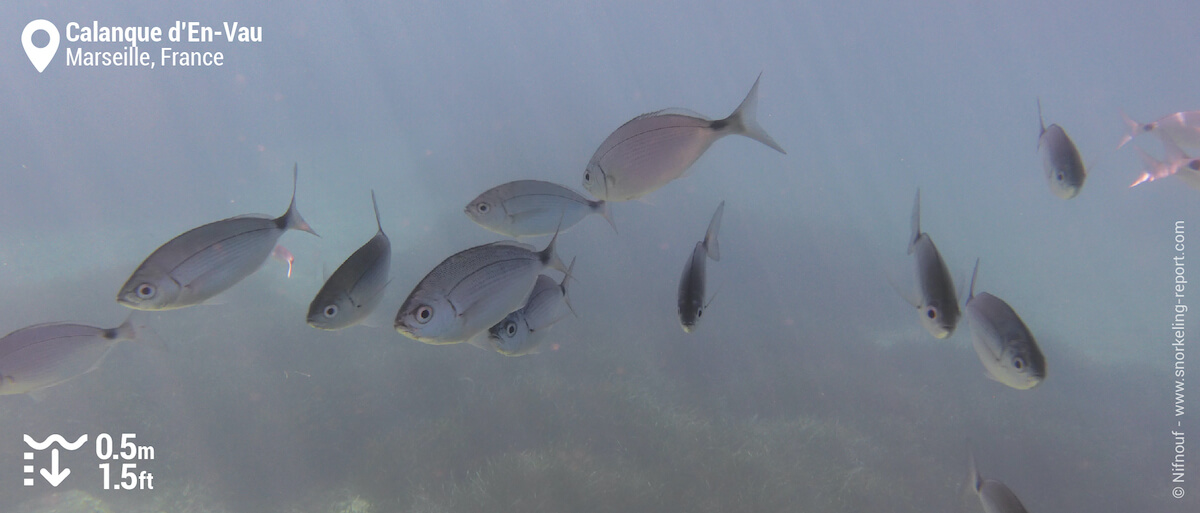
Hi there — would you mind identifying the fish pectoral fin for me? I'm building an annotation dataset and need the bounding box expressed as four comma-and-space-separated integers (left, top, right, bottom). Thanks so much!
886, 271, 920, 308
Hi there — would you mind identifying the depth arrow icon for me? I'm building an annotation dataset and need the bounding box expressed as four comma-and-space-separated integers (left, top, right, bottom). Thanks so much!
40, 449, 70, 487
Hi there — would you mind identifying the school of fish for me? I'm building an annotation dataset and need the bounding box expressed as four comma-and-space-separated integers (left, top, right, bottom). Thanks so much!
4, 74, 1196, 511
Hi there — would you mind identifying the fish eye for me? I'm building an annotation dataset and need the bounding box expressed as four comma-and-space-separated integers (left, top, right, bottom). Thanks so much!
506, 322, 517, 336
697, 308, 703, 317
584, 171, 591, 183
415, 305, 433, 323
925, 307, 937, 319
1056, 172, 1064, 181
1013, 357, 1025, 370
323, 305, 338, 318
476, 203, 490, 214
136, 284, 156, 299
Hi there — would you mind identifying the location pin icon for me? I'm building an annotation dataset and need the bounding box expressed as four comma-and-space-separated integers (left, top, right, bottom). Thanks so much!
22, 20, 60, 73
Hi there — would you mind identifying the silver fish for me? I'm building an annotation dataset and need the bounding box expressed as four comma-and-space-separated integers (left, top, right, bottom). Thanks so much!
118, 165, 318, 310
0, 317, 136, 396
678, 201, 724, 332
465, 180, 616, 237
1119, 109, 1200, 150
964, 260, 1046, 390
582, 74, 786, 202
968, 450, 1031, 513
395, 233, 567, 345
307, 191, 392, 330
906, 190, 959, 339
1129, 136, 1200, 190
1037, 99, 1086, 199
488, 259, 575, 356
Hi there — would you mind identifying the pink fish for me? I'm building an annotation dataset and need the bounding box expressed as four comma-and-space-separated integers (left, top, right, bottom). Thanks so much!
271, 245, 294, 278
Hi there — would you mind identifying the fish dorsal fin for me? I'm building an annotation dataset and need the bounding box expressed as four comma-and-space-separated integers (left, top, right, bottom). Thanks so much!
1037, 98, 1046, 143
908, 189, 921, 254
370, 189, 384, 234
967, 446, 982, 496
488, 240, 536, 251
704, 201, 725, 262
638, 107, 709, 121
229, 213, 273, 221
967, 258, 980, 304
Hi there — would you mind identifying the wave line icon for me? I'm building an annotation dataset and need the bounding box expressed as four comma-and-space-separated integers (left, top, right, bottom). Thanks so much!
24, 434, 88, 451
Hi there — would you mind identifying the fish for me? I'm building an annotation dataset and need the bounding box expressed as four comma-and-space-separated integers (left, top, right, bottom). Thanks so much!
968, 449, 1032, 513
678, 201, 724, 332
0, 317, 136, 396
1037, 99, 1086, 199
1129, 136, 1200, 190
1119, 109, 1200, 150
271, 245, 295, 278
395, 233, 567, 345
582, 74, 786, 202
117, 165, 318, 310
963, 259, 1046, 390
905, 190, 959, 339
487, 259, 575, 356
307, 191, 392, 330
465, 180, 616, 237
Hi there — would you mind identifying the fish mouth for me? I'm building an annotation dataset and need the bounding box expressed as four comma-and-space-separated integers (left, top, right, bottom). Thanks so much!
681, 323, 695, 333
116, 295, 150, 311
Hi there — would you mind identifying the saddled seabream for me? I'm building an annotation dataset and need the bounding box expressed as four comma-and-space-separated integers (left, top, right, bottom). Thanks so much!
307, 191, 392, 330
968, 449, 1032, 513
0, 316, 137, 396
582, 74, 786, 202
465, 180, 615, 237
1119, 109, 1200, 150
963, 260, 1046, 390
395, 233, 567, 345
1037, 99, 1086, 199
487, 259, 575, 356
905, 190, 959, 339
678, 201, 724, 332
118, 165, 318, 310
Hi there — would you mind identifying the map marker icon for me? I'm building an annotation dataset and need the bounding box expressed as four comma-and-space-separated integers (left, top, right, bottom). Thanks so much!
22, 20, 59, 73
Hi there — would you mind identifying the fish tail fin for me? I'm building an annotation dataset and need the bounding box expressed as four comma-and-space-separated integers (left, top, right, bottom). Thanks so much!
541, 220, 568, 274
370, 189, 383, 233
908, 189, 921, 255
1130, 145, 1170, 188
596, 200, 618, 234
281, 164, 319, 236
723, 73, 787, 154
1118, 109, 1141, 150
705, 200, 725, 262
561, 257, 577, 317
112, 312, 139, 342
967, 258, 979, 304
